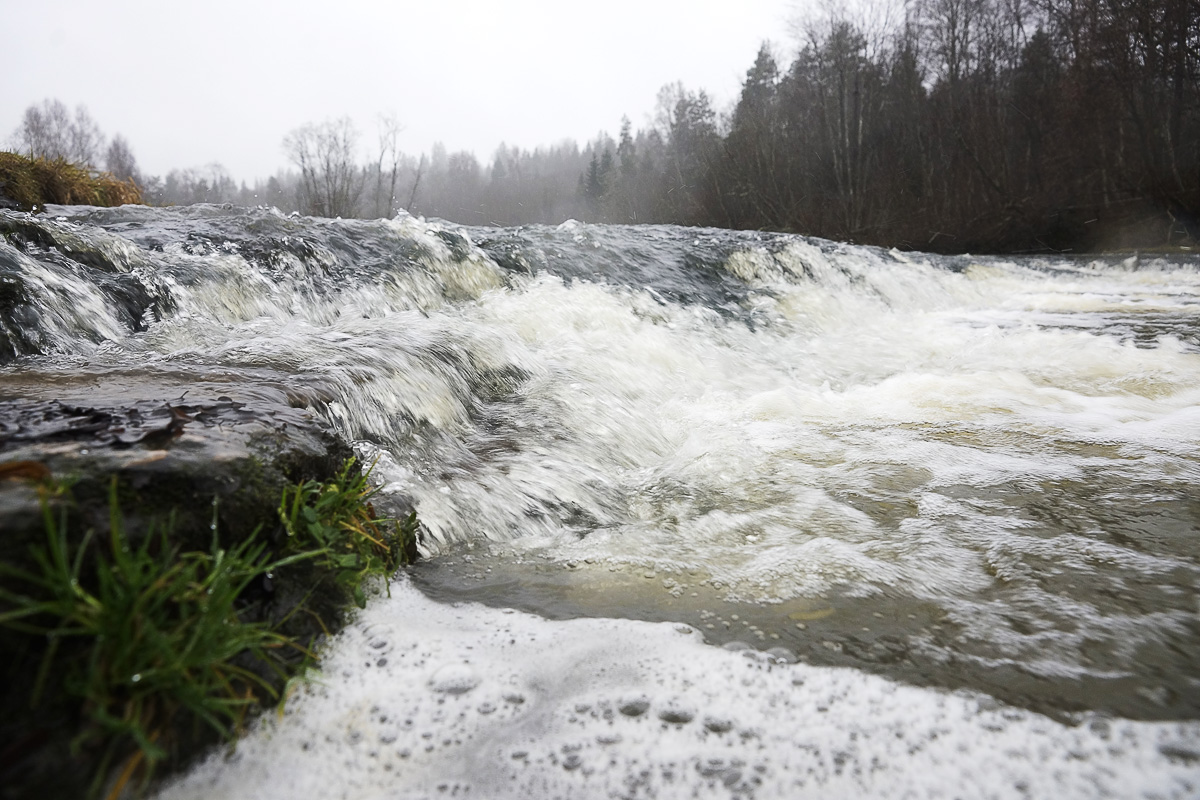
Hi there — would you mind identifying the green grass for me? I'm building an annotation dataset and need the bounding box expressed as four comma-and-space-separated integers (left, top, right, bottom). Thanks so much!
0, 457, 417, 798
279, 456, 418, 608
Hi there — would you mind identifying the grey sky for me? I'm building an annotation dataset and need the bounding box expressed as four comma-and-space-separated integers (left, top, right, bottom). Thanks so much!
3, 0, 797, 183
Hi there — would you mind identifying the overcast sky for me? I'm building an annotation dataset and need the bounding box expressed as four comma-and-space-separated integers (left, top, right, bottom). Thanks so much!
3, 0, 798, 183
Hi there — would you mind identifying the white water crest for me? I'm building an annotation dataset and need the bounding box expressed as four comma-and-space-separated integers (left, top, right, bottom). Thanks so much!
2, 205, 1199, 794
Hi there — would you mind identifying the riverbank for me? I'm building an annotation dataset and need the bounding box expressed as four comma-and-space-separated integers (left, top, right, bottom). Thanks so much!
0, 373, 418, 798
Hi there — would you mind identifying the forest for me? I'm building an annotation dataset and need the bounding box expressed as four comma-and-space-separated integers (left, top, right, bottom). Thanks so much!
6, 0, 1198, 254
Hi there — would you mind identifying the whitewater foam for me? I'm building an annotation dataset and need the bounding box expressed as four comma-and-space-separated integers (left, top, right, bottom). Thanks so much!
156, 578, 1199, 800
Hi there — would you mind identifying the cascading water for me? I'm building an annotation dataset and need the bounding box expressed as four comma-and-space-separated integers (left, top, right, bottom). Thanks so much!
2, 204, 1198, 798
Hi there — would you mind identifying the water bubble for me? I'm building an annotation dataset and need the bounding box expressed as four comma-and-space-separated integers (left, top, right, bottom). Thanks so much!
430, 663, 479, 695
619, 698, 650, 717
703, 717, 733, 733
766, 647, 797, 664
658, 708, 695, 724
1158, 743, 1200, 764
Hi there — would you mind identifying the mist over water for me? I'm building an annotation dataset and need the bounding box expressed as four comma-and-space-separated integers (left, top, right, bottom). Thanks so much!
2, 205, 1198, 796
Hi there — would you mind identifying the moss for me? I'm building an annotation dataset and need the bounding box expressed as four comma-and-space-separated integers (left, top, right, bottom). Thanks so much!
0, 152, 142, 211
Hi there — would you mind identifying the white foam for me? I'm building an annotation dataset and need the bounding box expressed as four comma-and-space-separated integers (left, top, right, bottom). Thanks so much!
156, 579, 1200, 800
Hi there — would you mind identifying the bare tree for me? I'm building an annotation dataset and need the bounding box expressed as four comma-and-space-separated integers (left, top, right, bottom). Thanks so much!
283, 117, 363, 218
10, 99, 106, 167
369, 114, 404, 218
407, 153, 426, 214
104, 134, 141, 184
145, 163, 238, 206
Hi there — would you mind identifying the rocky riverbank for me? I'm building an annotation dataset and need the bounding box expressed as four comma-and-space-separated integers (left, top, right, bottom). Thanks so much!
0, 372, 417, 798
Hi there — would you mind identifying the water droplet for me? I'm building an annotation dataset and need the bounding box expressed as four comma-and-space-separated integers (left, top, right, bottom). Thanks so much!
131, 673, 142, 683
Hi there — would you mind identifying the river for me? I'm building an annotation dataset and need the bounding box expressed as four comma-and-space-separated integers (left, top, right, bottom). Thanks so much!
2, 204, 1198, 797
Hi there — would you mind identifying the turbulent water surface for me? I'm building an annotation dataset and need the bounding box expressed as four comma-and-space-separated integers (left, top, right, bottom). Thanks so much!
2, 205, 1198, 797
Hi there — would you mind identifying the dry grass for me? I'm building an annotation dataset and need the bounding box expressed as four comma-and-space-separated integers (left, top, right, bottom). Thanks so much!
0, 151, 142, 211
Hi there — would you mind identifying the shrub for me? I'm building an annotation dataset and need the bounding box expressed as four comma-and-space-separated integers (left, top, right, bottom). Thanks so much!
0, 151, 142, 211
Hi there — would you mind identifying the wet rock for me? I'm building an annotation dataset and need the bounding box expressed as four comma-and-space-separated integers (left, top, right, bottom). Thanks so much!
0, 390, 352, 567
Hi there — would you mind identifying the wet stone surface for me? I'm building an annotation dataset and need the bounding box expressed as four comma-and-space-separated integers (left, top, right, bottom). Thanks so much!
0, 380, 353, 560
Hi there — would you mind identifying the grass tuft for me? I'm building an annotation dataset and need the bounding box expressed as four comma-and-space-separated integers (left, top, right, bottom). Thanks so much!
0, 151, 143, 211
279, 456, 418, 608
0, 457, 416, 797
0, 480, 304, 797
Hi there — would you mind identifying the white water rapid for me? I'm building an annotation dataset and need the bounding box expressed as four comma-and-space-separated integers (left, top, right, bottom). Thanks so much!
1, 205, 1197, 797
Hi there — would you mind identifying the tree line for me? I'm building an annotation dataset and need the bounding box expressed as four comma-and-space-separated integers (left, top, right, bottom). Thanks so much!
693, 0, 1200, 252
7, 0, 1197, 253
